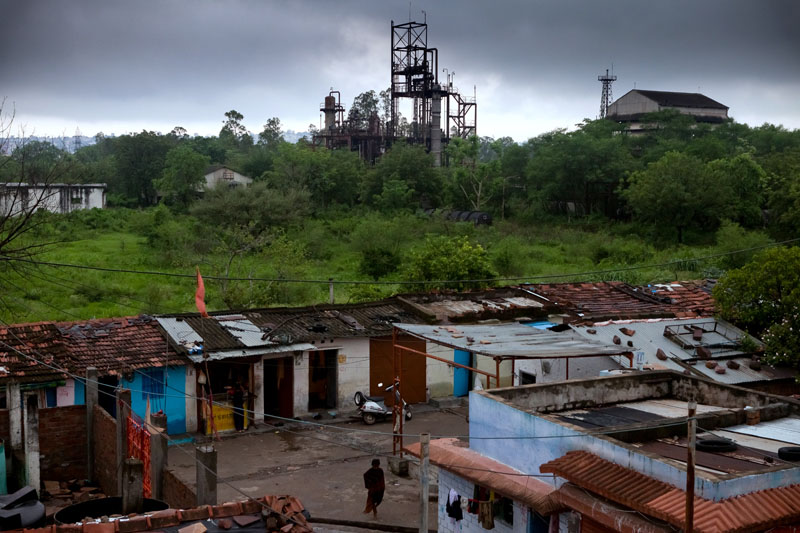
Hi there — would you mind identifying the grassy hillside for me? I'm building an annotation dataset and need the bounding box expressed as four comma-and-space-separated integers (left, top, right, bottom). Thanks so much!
0, 208, 771, 323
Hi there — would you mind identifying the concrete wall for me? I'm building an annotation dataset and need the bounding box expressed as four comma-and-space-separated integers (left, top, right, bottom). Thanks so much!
607, 91, 659, 117
438, 468, 530, 533
331, 338, 369, 410
469, 384, 800, 502
0, 184, 105, 216
425, 342, 516, 398
293, 352, 310, 417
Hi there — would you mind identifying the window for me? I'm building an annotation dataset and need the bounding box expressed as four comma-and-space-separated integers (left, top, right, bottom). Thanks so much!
520, 370, 536, 385
71, 196, 83, 205
222, 169, 234, 180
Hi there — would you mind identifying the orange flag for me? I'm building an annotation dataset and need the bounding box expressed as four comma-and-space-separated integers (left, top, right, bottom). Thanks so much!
195, 268, 210, 318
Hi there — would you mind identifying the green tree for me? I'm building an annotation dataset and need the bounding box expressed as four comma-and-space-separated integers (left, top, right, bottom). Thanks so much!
219, 109, 252, 150
155, 145, 209, 208
366, 142, 442, 209
257, 117, 285, 148
348, 90, 379, 130
446, 136, 501, 211
402, 235, 497, 291
714, 246, 800, 366
706, 153, 764, 227
114, 131, 172, 205
623, 151, 726, 242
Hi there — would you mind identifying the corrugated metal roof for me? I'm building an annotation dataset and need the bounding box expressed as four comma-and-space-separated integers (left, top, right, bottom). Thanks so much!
542, 450, 800, 533
722, 417, 800, 446
399, 288, 547, 322
156, 317, 203, 347
395, 322, 627, 358
187, 343, 316, 363
571, 318, 792, 384
214, 315, 268, 347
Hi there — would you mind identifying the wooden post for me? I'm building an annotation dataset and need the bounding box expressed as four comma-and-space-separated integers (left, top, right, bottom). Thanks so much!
86, 367, 99, 483
419, 433, 430, 533
196, 445, 217, 506
495, 358, 501, 389
116, 388, 131, 496
329, 278, 335, 304
121, 458, 143, 515
685, 401, 696, 533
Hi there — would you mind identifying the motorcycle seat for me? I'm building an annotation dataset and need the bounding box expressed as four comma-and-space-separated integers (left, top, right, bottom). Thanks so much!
366, 395, 385, 403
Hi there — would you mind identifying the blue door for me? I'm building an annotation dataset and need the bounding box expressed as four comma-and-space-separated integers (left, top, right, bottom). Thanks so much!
454, 350, 471, 397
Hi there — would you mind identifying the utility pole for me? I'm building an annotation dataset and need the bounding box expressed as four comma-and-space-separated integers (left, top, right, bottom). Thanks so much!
419, 433, 430, 533
685, 401, 696, 533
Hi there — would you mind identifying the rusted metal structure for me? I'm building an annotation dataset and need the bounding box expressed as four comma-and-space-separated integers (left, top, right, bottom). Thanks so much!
598, 68, 617, 119
313, 17, 477, 166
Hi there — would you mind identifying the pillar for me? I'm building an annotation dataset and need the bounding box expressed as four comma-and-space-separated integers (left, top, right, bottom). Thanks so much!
8, 381, 21, 453
195, 445, 217, 506
253, 361, 264, 427
419, 433, 430, 533
116, 388, 131, 496
22, 393, 39, 492
86, 367, 98, 483
149, 416, 168, 501
121, 459, 143, 515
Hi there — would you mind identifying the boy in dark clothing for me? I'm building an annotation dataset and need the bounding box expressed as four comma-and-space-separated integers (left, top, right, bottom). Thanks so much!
362, 458, 385, 518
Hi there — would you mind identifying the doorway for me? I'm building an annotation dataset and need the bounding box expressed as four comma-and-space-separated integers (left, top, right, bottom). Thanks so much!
308, 349, 337, 410
263, 356, 294, 419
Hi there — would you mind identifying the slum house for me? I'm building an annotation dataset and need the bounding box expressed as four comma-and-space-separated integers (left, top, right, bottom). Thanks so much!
0, 316, 190, 492
408, 371, 800, 533
155, 299, 425, 431
392, 322, 632, 402
395, 288, 559, 397
0, 317, 191, 432
571, 317, 799, 395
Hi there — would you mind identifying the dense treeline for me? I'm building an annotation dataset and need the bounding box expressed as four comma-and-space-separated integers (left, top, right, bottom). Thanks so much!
3, 109, 799, 245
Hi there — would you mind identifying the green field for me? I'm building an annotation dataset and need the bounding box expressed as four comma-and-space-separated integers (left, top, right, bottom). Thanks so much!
0, 207, 772, 324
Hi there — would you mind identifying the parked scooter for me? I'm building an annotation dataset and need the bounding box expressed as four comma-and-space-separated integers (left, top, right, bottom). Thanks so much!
353, 382, 412, 425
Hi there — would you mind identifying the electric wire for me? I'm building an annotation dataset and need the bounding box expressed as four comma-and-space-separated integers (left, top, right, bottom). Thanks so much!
2, 236, 798, 286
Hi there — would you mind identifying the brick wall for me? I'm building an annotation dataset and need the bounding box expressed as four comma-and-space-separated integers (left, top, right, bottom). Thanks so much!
162, 468, 195, 509
39, 405, 87, 480
92, 405, 117, 496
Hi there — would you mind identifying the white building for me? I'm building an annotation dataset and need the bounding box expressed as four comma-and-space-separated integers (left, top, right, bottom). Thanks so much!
0, 183, 106, 216
203, 165, 252, 190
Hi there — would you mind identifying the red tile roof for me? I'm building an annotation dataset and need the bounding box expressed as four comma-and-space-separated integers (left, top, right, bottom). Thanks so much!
541, 450, 800, 533
0, 322, 70, 382
18, 496, 311, 533
0, 316, 186, 384
57, 316, 185, 375
405, 438, 562, 515
517, 281, 716, 321
638, 281, 716, 317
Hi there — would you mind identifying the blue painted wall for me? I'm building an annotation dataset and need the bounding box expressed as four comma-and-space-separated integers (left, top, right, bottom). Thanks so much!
120, 366, 187, 435
468, 390, 800, 501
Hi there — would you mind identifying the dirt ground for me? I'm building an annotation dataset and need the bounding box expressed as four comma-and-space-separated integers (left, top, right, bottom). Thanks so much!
167, 405, 469, 531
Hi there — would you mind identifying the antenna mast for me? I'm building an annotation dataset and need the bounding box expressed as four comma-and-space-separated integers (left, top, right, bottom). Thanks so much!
598, 68, 617, 118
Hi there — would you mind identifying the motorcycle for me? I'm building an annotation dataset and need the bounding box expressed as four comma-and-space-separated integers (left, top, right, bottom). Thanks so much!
353, 382, 412, 425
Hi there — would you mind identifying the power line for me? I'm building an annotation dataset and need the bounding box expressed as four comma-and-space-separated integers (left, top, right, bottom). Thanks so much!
2, 237, 798, 286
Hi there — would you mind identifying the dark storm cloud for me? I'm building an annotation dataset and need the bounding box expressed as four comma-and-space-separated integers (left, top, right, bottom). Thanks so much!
1, 0, 798, 139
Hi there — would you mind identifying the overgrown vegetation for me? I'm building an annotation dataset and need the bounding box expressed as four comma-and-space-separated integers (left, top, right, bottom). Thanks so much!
2, 106, 799, 327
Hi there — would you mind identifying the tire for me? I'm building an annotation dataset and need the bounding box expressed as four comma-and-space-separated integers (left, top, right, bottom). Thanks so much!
778, 447, 800, 461
405, 407, 413, 421
362, 412, 377, 425
354, 391, 366, 407
696, 438, 737, 453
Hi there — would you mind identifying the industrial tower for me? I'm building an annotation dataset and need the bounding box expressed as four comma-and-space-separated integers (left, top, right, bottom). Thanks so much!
598, 68, 617, 119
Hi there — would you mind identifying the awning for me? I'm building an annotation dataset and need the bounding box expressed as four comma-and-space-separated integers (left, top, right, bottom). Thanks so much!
395, 322, 627, 358
188, 343, 316, 363
405, 438, 562, 515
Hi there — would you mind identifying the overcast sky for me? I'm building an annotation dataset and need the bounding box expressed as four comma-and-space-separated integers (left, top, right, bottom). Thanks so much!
2, 0, 799, 142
